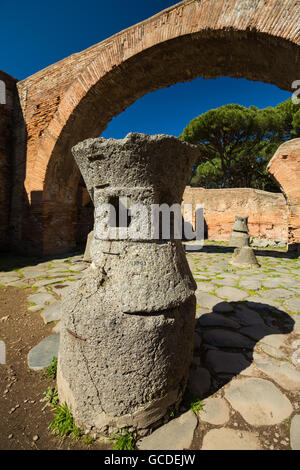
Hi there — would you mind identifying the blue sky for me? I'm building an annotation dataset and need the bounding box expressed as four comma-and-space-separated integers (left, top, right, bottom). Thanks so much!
0, 0, 291, 138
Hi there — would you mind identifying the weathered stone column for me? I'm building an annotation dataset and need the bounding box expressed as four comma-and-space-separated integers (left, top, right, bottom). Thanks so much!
229, 215, 250, 247
57, 133, 198, 434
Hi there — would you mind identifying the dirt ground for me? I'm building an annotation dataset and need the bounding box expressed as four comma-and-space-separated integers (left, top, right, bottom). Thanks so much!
0, 286, 111, 450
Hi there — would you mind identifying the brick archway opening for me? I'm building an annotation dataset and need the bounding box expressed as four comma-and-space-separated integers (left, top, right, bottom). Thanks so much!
17, 0, 300, 256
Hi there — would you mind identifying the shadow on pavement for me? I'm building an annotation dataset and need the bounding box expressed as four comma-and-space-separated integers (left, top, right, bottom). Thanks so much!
189, 300, 295, 400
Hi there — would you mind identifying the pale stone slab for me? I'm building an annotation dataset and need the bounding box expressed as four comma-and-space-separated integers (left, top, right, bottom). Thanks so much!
28, 334, 59, 370
239, 279, 262, 290
33, 277, 65, 287
215, 286, 248, 302
200, 398, 230, 425
292, 315, 300, 334
245, 297, 283, 310
196, 293, 220, 309
290, 415, 300, 450
259, 288, 294, 300
196, 282, 215, 293
21, 271, 48, 279
255, 357, 300, 391
27, 305, 42, 312
284, 298, 300, 313
28, 293, 56, 306
69, 263, 88, 272
262, 279, 285, 289
0, 276, 20, 284
225, 377, 293, 426
214, 278, 237, 287
201, 428, 261, 450
41, 302, 62, 324
261, 334, 288, 349
137, 410, 197, 450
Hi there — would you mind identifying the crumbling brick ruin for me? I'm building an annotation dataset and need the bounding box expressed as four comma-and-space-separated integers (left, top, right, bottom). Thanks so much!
0, 0, 299, 256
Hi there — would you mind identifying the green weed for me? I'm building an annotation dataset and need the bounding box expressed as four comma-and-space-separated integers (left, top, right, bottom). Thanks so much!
48, 403, 82, 439
110, 429, 136, 450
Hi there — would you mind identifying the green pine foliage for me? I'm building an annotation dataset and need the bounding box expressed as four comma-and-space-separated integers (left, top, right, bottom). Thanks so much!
180, 99, 300, 191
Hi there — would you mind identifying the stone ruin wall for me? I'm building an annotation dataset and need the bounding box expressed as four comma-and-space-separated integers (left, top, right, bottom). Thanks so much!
183, 186, 288, 243
0, 71, 18, 251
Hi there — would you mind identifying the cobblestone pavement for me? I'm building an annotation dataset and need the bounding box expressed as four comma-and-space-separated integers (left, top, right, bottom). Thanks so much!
0, 242, 300, 450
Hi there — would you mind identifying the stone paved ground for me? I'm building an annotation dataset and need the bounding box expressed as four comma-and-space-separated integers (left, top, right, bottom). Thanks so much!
0, 242, 300, 450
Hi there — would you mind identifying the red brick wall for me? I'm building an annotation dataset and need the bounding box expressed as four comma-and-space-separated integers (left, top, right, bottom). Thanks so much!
6, 0, 300, 254
0, 71, 18, 251
183, 187, 288, 243
268, 139, 300, 254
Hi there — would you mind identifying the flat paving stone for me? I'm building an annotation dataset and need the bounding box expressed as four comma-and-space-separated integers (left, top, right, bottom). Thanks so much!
290, 414, 300, 450
239, 324, 276, 341
254, 357, 300, 391
21, 271, 48, 279
68, 263, 88, 272
196, 282, 215, 293
33, 277, 65, 287
214, 278, 237, 287
201, 428, 261, 450
239, 279, 262, 290
259, 333, 288, 351
284, 297, 300, 313
202, 329, 255, 349
138, 410, 197, 450
196, 293, 220, 309
0, 276, 20, 284
27, 334, 60, 370
245, 297, 283, 311
204, 350, 250, 376
225, 377, 293, 426
213, 301, 234, 313
197, 313, 239, 329
262, 279, 285, 288
27, 293, 56, 306
200, 398, 230, 426
259, 288, 294, 300
234, 305, 265, 326
215, 286, 248, 302
27, 305, 42, 312
292, 315, 300, 334
41, 302, 62, 324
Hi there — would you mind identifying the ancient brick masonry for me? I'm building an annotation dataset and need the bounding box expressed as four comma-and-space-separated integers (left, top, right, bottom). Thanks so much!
182, 187, 288, 243
268, 139, 300, 256
11, 0, 300, 255
0, 71, 18, 251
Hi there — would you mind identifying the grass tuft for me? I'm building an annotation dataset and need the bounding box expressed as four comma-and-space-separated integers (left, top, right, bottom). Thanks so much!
110, 429, 136, 450
182, 388, 205, 416
44, 356, 58, 380
42, 386, 59, 406
48, 403, 82, 439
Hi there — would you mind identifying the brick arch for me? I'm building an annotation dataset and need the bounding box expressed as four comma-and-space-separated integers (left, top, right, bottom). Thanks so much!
268, 139, 300, 256
17, 0, 300, 254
